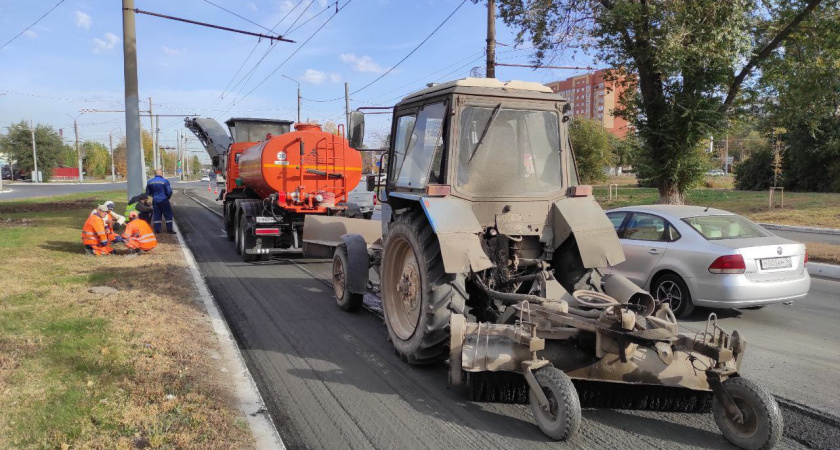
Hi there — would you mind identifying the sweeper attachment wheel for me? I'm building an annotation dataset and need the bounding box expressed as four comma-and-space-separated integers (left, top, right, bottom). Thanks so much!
712, 377, 783, 450
528, 366, 581, 441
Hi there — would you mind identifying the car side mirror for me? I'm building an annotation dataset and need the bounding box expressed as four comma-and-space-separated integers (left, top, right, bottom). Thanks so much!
348, 110, 365, 149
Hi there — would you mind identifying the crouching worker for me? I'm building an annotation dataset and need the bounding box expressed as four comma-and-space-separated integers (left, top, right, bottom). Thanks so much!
126, 193, 153, 224
82, 205, 114, 256
123, 211, 157, 252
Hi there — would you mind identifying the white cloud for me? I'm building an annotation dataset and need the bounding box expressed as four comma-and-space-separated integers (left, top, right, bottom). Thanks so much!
92, 32, 120, 54
162, 46, 185, 56
75, 11, 92, 30
339, 53, 386, 74
329, 73, 342, 83
300, 69, 326, 84
246, 2, 258, 11
279, 1, 295, 13
23, 30, 37, 39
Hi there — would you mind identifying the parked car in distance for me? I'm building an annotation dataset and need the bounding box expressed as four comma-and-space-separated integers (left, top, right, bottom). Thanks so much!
606, 205, 810, 318
347, 180, 375, 219
706, 169, 726, 176
200, 175, 210, 182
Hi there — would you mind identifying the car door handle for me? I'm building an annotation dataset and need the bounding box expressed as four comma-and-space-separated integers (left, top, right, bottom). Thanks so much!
649, 249, 660, 255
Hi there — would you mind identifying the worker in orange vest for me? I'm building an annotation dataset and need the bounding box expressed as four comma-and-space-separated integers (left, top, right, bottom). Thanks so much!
82, 205, 114, 256
122, 211, 158, 252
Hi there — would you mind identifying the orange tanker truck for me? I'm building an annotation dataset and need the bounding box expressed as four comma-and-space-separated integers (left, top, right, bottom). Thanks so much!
186, 117, 365, 261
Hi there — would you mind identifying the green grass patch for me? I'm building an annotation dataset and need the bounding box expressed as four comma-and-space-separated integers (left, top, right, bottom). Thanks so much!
0, 190, 252, 449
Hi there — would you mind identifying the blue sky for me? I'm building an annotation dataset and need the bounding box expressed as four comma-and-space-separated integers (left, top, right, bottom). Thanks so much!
0, 0, 596, 161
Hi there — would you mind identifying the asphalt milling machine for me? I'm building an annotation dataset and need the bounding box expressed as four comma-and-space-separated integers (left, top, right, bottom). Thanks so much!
302, 78, 784, 449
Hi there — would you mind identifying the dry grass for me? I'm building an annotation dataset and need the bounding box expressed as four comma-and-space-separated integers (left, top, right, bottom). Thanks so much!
0, 191, 253, 449
805, 242, 840, 265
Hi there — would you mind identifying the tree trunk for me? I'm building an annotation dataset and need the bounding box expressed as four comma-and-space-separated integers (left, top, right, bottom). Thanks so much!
656, 180, 685, 204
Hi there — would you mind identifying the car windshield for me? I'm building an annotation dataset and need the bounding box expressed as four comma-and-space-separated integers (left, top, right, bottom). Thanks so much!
682, 215, 770, 240
456, 106, 563, 196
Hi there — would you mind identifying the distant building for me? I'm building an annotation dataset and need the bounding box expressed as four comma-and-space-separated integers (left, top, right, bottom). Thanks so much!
545, 69, 630, 137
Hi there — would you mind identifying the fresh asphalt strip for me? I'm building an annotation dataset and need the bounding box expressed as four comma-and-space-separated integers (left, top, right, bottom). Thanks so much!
179, 188, 840, 449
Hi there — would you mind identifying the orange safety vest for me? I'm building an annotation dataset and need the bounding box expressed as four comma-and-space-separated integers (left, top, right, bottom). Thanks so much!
82, 214, 108, 246
122, 218, 157, 251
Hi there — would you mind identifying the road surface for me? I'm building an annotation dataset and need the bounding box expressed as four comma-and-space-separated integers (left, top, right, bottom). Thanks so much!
172, 187, 839, 449
770, 229, 840, 246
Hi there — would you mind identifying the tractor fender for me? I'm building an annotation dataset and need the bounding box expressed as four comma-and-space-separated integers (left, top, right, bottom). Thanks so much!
340, 233, 370, 294
551, 196, 626, 268
417, 196, 494, 274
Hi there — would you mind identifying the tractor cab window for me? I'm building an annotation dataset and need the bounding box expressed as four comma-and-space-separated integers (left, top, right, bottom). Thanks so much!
391, 102, 446, 189
456, 106, 563, 196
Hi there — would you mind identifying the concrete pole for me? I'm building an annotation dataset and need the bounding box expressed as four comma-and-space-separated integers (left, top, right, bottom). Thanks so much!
154, 114, 160, 172
297, 85, 301, 124
123, 0, 144, 200
109, 132, 116, 181
149, 97, 157, 170
30, 121, 38, 183
724, 134, 730, 174
74, 119, 83, 183
486, 0, 496, 79
344, 82, 350, 134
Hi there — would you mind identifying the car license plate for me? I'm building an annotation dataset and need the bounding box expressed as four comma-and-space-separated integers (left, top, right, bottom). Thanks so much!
760, 257, 792, 270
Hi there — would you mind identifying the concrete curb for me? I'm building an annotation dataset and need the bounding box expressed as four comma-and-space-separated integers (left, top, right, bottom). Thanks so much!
760, 223, 840, 236
172, 219, 285, 450
808, 262, 840, 280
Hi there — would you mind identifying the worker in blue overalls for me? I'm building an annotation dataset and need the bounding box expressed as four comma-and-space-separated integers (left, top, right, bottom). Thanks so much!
145, 169, 175, 234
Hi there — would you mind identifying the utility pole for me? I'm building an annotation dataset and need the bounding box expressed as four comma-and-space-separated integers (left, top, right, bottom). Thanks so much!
109, 132, 116, 181
123, 0, 144, 200
724, 134, 730, 174
282, 75, 301, 123
344, 82, 350, 133
486, 0, 496, 79
72, 117, 83, 183
30, 121, 39, 183
154, 114, 161, 172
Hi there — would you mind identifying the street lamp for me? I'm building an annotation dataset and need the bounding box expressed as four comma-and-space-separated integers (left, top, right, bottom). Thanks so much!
281, 74, 301, 124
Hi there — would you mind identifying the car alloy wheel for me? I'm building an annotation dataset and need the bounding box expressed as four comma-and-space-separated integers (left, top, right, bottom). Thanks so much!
656, 280, 683, 312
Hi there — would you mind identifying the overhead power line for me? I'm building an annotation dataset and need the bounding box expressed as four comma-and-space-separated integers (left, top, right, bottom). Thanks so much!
222, 0, 353, 114
201, 0, 276, 34
130, 8, 295, 43
305, 0, 468, 103
0, 0, 67, 51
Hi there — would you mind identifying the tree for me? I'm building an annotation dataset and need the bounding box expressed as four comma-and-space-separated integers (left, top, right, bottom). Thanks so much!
569, 118, 612, 183
609, 133, 640, 175
81, 141, 110, 178
490, 0, 825, 203
0, 121, 67, 181
190, 155, 201, 177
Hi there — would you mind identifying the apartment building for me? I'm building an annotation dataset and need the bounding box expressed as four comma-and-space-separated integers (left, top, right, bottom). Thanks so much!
545, 69, 630, 137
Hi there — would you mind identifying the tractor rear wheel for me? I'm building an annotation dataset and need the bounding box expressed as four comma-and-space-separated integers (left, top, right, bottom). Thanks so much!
381, 211, 464, 365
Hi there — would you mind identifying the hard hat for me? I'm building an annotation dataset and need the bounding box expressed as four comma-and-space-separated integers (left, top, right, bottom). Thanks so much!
105, 201, 115, 210
97, 204, 110, 212
128, 210, 139, 219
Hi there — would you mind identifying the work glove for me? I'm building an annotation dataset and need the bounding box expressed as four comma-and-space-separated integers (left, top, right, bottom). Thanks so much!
112, 236, 124, 244
100, 240, 109, 247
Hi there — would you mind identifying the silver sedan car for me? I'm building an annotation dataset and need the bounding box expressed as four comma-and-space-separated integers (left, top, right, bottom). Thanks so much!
605, 205, 811, 318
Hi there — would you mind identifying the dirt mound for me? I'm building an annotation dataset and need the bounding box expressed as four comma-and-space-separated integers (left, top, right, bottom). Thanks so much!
0, 198, 99, 214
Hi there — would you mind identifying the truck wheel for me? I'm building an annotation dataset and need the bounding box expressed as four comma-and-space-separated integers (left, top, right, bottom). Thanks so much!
239, 214, 257, 262
713, 377, 783, 450
333, 244, 363, 312
529, 367, 581, 441
652, 273, 695, 318
381, 211, 464, 364
234, 212, 242, 254
224, 204, 235, 241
